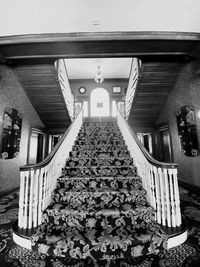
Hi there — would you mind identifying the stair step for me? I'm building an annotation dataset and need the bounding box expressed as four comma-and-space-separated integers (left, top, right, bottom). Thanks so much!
69, 150, 130, 158
31, 223, 167, 259
65, 157, 133, 167
72, 144, 128, 152
57, 176, 142, 190
63, 166, 137, 177
43, 202, 155, 231
52, 187, 147, 204
74, 140, 125, 146
77, 134, 123, 142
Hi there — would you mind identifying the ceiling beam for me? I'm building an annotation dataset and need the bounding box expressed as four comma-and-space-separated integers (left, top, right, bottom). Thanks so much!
0, 32, 200, 45
0, 32, 199, 63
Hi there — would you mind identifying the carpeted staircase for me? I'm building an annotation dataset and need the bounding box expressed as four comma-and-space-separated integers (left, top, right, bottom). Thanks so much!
31, 119, 167, 261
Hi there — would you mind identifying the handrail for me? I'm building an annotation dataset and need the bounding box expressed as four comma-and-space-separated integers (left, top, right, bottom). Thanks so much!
18, 110, 83, 230
20, 111, 80, 172
116, 108, 181, 228
123, 114, 178, 169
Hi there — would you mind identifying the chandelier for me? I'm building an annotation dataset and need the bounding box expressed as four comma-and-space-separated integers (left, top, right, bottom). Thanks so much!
94, 66, 104, 83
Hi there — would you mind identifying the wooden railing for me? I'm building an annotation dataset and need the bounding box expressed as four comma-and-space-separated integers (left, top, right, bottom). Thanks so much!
18, 110, 83, 230
117, 109, 181, 228
125, 58, 141, 119
55, 59, 74, 121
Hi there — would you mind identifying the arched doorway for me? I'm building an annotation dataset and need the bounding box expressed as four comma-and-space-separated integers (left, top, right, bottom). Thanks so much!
90, 88, 110, 117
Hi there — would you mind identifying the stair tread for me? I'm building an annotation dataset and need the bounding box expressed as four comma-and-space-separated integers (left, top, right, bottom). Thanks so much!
58, 176, 142, 189
52, 187, 147, 205
64, 165, 136, 169
46, 201, 153, 215
54, 186, 143, 193
63, 166, 137, 178
58, 176, 141, 180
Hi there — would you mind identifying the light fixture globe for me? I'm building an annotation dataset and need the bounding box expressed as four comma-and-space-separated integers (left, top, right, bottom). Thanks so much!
95, 66, 104, 83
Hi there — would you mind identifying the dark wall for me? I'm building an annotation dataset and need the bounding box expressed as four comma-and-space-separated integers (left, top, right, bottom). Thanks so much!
70, 78, 128, 99
156, 60, 200, 187
70, 78, 128, 115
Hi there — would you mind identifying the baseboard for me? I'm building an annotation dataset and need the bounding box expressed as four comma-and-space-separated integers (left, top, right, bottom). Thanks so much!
178, 179, 200, 195
0, 186, 20, 199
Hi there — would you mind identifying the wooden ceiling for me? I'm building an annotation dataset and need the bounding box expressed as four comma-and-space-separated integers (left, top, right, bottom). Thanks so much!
14, 64, 71, 133
128, 62, 183, 127
0, 32, 200, 131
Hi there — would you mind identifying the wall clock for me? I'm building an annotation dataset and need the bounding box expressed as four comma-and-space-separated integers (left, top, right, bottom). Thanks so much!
79, 87, 86, 94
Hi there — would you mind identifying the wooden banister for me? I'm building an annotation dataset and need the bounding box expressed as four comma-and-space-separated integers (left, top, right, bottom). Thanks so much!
18, 110, 83, 229
116, 109, 181, 228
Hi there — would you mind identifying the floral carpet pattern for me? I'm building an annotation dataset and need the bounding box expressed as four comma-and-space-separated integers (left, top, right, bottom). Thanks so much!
0, 121, 200, 266
31, 122, 167, 260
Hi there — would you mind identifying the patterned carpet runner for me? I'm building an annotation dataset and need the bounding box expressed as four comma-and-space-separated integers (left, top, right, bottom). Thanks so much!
31, 120, 167, 260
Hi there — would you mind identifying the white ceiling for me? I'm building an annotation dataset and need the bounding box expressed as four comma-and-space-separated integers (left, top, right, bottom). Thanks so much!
0, 0, 200, 37
65, 58, 133, 79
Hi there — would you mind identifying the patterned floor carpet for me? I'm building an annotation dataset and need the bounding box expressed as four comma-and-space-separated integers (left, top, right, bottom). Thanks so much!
1, 186, 200, 266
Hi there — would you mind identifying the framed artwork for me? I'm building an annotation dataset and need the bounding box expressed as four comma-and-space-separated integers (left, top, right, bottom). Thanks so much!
0, 108, 22, 159
112, 86, 121, 94
176, 105, 199, 156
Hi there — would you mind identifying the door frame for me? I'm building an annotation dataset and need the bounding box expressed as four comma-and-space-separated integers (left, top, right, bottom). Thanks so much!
27, 127, 45, 164
155, 122, 173, 163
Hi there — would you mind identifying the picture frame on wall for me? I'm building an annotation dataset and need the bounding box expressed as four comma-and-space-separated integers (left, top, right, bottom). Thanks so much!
176, 105, 199, 156
112, 86, 121, 94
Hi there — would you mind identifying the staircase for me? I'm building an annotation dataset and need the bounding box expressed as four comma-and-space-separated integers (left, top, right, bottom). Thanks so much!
30, 118, 167, 260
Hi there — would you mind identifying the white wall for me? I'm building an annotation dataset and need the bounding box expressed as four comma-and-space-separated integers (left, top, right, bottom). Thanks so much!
0, 0, 200, 36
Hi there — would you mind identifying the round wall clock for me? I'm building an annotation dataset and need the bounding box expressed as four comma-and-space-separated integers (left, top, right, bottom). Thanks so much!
79, 87, 86, 94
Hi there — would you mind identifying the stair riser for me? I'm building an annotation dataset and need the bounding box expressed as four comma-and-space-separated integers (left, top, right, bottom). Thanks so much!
65, 157, 133, 167
52, 189, 147, 205
43, 209, 155, 231
69, 150, 130, 158
57, 177, 142, 190
74, 140, 125, 145
72, 145, 128, 152
63, 166, 137, 177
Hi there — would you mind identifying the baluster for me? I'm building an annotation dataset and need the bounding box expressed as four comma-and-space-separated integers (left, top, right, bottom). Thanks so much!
38, 169, 43, 225
153, 166, 161, 224
33, 169, 39, 228
149, 165, 156, 214
158, 168, 166, 226
43, 167, 48, 210
168, 169, 176, 227
23, 171, 29, 229
163, 168, 171, 227
18, 171, 25, 228
45, 166, 50, 209
28, 170, 34, 229
47, 164, 52, 205
173, 168, 182, 226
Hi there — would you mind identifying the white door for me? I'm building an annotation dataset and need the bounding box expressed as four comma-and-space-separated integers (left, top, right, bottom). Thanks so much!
90, 88, 110, 117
